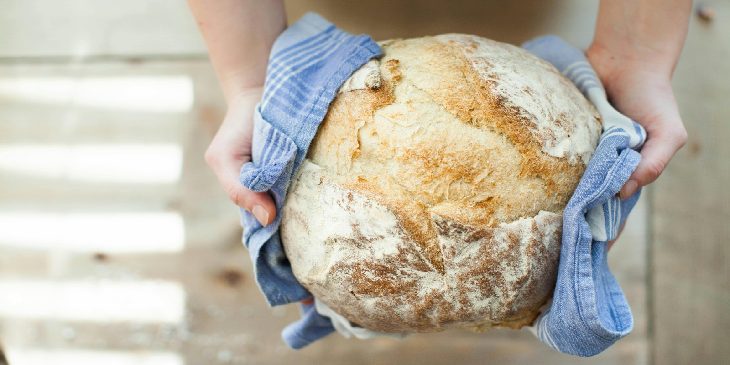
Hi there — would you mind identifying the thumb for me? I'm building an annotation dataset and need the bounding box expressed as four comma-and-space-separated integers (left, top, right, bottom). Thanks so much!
206, 151, 277, 226
619, 126, 687, 199
225, 178, 277, 227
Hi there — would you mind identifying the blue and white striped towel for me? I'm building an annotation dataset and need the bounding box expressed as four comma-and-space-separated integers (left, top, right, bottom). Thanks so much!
237, 12, 381, 349
522, 35, 646, 357
239, 11, 646, 356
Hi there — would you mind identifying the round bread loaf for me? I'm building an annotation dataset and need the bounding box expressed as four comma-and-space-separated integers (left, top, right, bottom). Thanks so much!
280, 34, 601, 333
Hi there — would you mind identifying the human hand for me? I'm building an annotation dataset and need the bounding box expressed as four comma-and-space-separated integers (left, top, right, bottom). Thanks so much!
586, 45, 688, 200
204, 87, 276, 226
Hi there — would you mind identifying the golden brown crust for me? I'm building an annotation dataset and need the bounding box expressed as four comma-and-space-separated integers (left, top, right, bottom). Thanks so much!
412, 37, 586, 202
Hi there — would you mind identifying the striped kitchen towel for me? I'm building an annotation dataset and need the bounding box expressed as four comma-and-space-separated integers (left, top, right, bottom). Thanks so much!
237, 12, 382, 349
522, 35, 647, 356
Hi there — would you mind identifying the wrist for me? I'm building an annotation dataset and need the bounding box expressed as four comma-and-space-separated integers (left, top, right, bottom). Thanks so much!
586, 42, 673, 92
220, 72, 264, 104
585, 40, 675, 82
225, 84, 264, 107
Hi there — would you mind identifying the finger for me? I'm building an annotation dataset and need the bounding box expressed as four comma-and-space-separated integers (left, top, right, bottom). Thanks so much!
619, 126, 687, 199
205, 149, 277, 226
225, 178, 277, 226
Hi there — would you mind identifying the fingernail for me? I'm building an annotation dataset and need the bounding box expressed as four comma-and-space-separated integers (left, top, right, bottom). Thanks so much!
252, 205, 270, 226
619, 179, 638, 200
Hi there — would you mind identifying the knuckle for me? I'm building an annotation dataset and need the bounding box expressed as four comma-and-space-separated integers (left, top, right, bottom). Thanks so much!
204, 147, 218, 167
643, 159, 665, 182
674, 127, 688, 147
226, 186, 248, 208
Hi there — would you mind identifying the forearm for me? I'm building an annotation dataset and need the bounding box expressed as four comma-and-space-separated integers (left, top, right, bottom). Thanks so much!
589, 0, 691, 81
586, 0, 690, 198
187, 0, 287, 103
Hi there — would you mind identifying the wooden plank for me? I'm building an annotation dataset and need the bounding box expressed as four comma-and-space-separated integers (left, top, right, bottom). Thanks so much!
0, 60, 236, 249
0, 0, 205, 59
285, 0, 599, 48
651, 3, 730, 364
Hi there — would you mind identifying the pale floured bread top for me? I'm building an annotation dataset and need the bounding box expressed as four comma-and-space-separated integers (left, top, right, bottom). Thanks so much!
435, 34, 600, 164
280, 34, 601, 332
